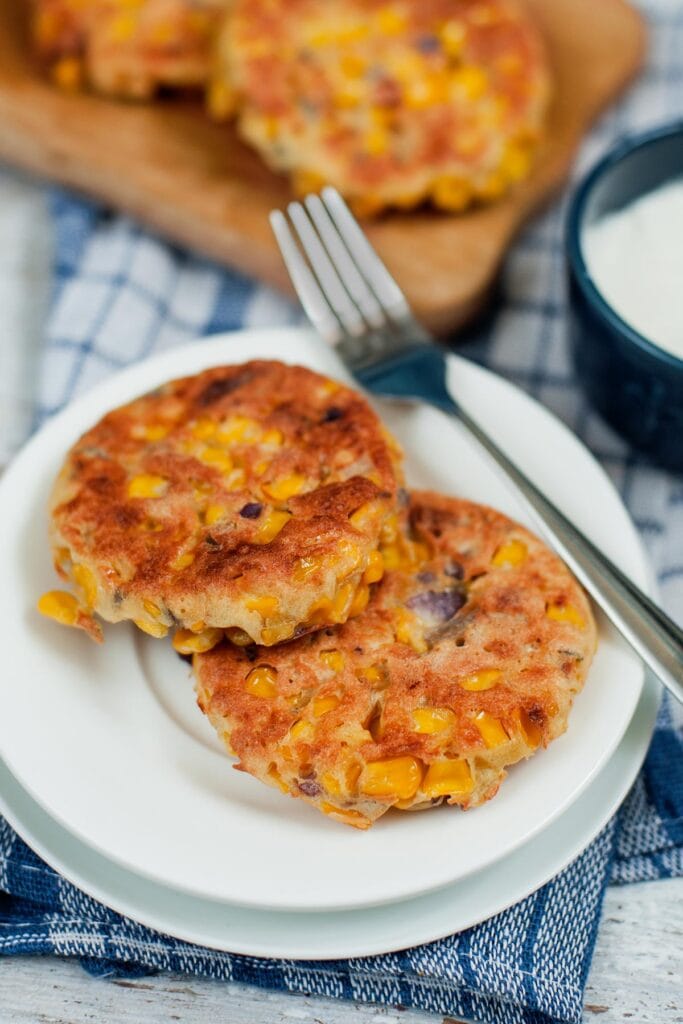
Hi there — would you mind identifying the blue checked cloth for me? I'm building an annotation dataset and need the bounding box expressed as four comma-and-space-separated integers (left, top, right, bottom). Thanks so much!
1, 2, 682, 1022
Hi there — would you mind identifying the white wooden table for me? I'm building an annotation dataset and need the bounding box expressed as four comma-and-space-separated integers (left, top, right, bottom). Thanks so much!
1, 170, 681, 1024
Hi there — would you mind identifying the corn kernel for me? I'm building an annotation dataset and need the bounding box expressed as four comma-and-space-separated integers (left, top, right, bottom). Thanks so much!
261, 623, 295, 645
261, 428, 283, 446
37, 590, 80, 627
207, 79, 236, 120
422, 758, 473, 798
133, 423, 169, 441
216, 416, 260, 444
473, 711, 508, 748
363, 550, 384, 584
52, 57, 82, 92
502, 140, 533, 182
406, 77, 449, 109
204, 503, 227, 526
226, 468, 247, 491
512, 708, 544, 748
546, 603, 586, 628
294, 555, 324, 581
200, 448, 233, 474
350, 502, 378, 533
313, 694, 340, 718
320, 650, 345, 673
360, 664, 382, 684
72, 564, 97, 608
308, 597, 333, 624
492, 539, 528, 568
459, 668, 502, 691
267, 764, 289, 794
109, 11, 136, 42
54, 547, 71, 574
477, 171, 507, 202
413, 707, 456, 735
412, 541, 431, 564
321, 771, 342, 797
497, 52, 523, 75
348, 584, 370, 618
364, 127, 389, 157
143, 599, 162, 620
393, 608, 427, 653
254, 510, 291, 543
453, 65, 489, 100
190, 620, 206, 633
264, 474, 306, 502
441, 20, 466, 56
320, 802, 370, 828
226, 627, 254, 646
292, 171, 327, 197
149, 21, 176, 45
134, 618, 169, 639
360, 757, 423, 800
351, 195, 388, 218
191, 418, 216, 440
245, 666, 278, 698
346, 762, 362, 792
380, 543, 403, 571
331, 583, 354, 621
141, 517, 163, 533
289, 719, 314, 742
380, 514, 400, 545
340, 53, 366, 78
128, 474, 168, 499
432, 176, 473, 212
377, 7, 406, 33
246, 595, 280, 616
172, 627, 223, 655
170, 551, 195, 571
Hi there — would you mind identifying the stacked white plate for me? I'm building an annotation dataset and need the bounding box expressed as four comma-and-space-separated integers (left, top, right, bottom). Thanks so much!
0, 328, 658, 959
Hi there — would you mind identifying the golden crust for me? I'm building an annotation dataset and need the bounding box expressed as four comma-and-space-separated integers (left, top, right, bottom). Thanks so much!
32, 0, 227, 98
48, 361, 403, 645
194, 492, 596, 828
211, 0, 551, 214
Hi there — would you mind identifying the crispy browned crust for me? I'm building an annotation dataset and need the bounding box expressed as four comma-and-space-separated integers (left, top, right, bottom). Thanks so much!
49, 361, 403, 644
195, 492, 596, 828
32, 0, 227, 98
213, 0, 551, 213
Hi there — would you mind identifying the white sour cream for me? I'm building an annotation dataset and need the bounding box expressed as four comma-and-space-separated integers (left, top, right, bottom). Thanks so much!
582, 176, 683, 360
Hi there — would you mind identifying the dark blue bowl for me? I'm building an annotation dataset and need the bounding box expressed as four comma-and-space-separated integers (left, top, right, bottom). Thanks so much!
566, 122, 683, 472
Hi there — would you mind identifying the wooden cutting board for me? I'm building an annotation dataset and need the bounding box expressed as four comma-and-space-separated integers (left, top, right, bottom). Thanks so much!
0, 0, 645, 335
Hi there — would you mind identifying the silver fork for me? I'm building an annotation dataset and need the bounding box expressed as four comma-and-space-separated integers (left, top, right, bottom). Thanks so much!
270, 187, 683, 705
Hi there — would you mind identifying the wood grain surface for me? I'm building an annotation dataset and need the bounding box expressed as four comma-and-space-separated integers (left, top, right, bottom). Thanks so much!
0, 1, 645, 334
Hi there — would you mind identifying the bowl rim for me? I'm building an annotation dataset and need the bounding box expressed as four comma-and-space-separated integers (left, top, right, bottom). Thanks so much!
566, 118, 683, 373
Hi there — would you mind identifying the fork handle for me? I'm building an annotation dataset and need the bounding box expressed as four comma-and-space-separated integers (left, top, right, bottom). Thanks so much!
447, 400, 683, 704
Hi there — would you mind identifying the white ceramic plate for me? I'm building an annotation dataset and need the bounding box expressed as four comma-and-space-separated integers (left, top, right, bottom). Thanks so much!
0, 674, 659, 959
0, 328, 649, 913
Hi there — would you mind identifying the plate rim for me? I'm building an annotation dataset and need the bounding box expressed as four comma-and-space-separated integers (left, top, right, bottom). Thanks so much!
0, 326, 650, 912
0, 672, 659, 960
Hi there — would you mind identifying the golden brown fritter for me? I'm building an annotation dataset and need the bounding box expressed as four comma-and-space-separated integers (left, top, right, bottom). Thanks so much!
41, 361, 403, 646
32, 0, 228, 98
209, 0, 551, 214
194, 492, 596, 828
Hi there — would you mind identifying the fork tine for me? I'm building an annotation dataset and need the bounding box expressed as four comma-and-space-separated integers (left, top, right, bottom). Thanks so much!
287, 201, 365, 336
269, 210, 342, 345
320, 187, 411, 319
303, 194, 387, 330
